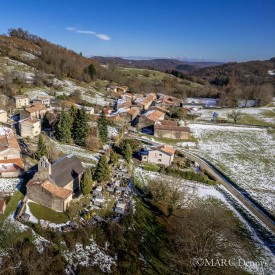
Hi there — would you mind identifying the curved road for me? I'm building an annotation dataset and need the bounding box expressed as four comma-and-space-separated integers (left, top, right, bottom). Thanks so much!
130, 134, 275, 233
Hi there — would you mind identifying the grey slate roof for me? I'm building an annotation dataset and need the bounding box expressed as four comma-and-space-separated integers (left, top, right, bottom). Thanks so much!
50, 154, 84, 188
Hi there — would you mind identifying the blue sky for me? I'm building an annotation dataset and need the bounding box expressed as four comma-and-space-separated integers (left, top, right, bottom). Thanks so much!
0, 0, 274, 61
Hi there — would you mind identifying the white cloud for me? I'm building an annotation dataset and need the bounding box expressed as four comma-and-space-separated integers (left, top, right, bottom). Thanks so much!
96, 34, 111, 41
66, 27, 111, 41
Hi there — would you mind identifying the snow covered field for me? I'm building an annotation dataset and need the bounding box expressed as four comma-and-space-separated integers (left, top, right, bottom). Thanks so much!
188, 123, 275, 215
51, 140, 99, 163
0, 178, 21, 195
134, 168, 275, 275
82, 92, 110, 106
194, 106, 275, 125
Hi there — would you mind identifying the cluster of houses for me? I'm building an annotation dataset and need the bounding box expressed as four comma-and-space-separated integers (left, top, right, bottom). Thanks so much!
91, 85, 192, 140
13, 95, 95, 138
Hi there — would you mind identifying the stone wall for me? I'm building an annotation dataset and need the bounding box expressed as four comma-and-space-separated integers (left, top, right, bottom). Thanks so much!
154, 129, 190, 140
0, 148, 21, 160
27, 184, 69, 212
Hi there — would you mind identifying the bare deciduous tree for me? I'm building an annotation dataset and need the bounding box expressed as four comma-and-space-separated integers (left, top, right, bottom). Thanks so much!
227, 110, 242, 124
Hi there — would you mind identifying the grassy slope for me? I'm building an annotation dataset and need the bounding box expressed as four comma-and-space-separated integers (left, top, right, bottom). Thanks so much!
115, 66, 202, 88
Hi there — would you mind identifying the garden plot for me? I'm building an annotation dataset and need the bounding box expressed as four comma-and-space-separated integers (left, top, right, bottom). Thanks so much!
188, 123, 275, 215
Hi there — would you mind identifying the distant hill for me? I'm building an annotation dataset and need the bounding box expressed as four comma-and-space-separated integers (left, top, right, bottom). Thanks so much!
190, 58, 275, 86
92, 56, 224, 73
0, 28, 98, 82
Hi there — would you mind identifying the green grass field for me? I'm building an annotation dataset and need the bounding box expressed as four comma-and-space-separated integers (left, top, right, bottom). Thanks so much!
28, 202, 69, 223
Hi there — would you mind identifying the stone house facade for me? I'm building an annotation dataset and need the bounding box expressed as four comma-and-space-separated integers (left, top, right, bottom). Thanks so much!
19, 118, 41, 138
13, 95, 30, 108
0, 110, 8, 123
140, 145, 175, 166
154, 124, 190, 140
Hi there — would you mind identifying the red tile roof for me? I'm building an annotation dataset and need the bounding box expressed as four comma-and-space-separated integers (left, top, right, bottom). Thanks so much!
41, 180, 72, 199
25, 103, 47, 113
146, 110, 165, 122
155, 145, 176, 155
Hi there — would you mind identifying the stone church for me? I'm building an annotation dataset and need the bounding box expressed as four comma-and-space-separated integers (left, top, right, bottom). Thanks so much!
26, 155, 84, 212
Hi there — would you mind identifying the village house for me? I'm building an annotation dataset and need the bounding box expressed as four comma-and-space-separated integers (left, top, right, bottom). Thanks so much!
117, 86, 129, 93
154, 120, 190, 140
26, 155, 84, 212
19, 118, 41, 138
33, 96, 51, 107
0, 126, 24, 177
20, 102, 47, 120
138, 109, 166, 128
119, 108, 139, 123
0, 198, 6, 214
0, 110, 8, 123
13, 95, 30, 108
140, 145, 176, 166
136, 93, 157, 110
116, 94, 132, 109
161, 95, 182, 107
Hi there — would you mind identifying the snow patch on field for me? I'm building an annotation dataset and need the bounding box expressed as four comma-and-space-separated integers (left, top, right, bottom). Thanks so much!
52, 140, 99, 162
196, 107, 275, 125
63, 239, 115, 273
189, 123, 275, 215
107, 126, 119, 138
27, 88, 52, 100
0, 178, 21, 195
82, 93, 110, 106
53, 79, 86, 94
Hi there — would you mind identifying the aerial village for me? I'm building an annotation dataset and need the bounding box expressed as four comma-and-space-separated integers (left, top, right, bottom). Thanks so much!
0, 82, 263, 231
0, 82, 209, 230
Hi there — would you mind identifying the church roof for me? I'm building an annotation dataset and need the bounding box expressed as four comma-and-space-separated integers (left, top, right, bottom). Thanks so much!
50, 155, 84, 188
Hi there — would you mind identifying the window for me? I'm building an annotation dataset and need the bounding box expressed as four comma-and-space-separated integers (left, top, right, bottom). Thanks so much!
158, 159, 162, 162
159, 153, 162, 156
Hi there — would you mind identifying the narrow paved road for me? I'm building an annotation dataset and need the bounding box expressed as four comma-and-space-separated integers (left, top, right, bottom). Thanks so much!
130, 134, 275, 233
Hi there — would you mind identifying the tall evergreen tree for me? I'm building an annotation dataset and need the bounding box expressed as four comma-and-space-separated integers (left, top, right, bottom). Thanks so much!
69, 104, 78, 126
94, 155, 110, 182
72, 108, 89, 146
56, 109, 72, 143
36, 135, 47, 160
98, 111, 108, 144
81, 168, 93, 195
87, 64, 96, 79
109, 149, 118, 166
124, 143, 133, 163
